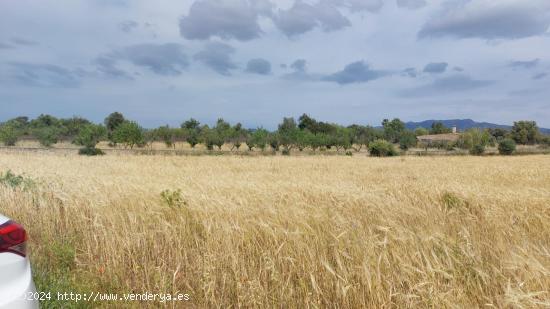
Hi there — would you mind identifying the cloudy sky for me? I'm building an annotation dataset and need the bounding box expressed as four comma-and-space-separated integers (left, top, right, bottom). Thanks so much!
1, 0, 549, 128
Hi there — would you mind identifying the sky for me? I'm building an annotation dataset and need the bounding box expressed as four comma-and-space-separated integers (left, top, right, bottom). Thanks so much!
1, 0, 549, 129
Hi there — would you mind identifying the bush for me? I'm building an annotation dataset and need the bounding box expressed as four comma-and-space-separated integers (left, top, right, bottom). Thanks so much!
498, 139, 516, 155
368, 140, 398, 157
470, 144, 485, 155
0, 170, 35, 189
160, 189, 186, 209
78, 147, 105, 156
35, 127, 60, 147
281, 149, 290, 156
345, 151, 353, 156
0, 125, 19, 146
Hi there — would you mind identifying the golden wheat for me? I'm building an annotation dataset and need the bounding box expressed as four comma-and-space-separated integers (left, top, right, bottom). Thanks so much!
1, 152, 549, 308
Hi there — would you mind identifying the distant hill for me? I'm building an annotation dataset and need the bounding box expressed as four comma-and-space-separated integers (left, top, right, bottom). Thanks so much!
405, 119, 550, 134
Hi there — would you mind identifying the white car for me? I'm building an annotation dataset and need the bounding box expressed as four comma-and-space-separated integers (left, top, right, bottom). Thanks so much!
0, 214, 39, 309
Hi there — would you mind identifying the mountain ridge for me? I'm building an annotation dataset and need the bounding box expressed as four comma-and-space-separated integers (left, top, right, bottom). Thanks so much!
404, 119, 550, 134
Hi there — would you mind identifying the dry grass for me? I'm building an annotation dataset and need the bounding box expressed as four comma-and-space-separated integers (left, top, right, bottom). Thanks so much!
1, 153, 549, 308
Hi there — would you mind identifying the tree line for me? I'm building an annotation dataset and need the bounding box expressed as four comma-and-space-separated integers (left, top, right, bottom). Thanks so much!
0, 112, 548, 156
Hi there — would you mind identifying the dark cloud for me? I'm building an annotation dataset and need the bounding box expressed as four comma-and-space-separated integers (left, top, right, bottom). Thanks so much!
118, 20, 139, 33
509, 59, 540, 69
11, 37, 39, 46
402, 74, 493, 96
245, 58, 271, 75
323, 61, 387, 85
453, 66, 464, 72
282, 59, 318, 80
402, 67, 418, 78
194, 42, 237, 76
94, 56, 130, 79
7, 62, 80, 88
290, 59, 307, 72
96, 43, 189, 77
273, 1, 351, 37
419, 1, 550, 40
423, 62, 448, 74
396, 0, 427, 10
532, 72, 548, 80
179, 0, 272, 41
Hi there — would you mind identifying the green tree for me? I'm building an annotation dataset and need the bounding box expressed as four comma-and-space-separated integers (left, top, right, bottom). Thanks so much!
112, 121, 144, 149
510, 121, 539, 145
399, 131, 417, 151
181, 118, 201, 148
369, 140, 398, 157
457, 129, 491, 155
278, 117, 299, 151
498, 138, 516, 155
298, 113, 318, 132
34, 127, 60, 147
382, 118, 405, 143
74, 124, 107, 155
333, 127, 352, 152
430, 122, 452, 134
0, 124, 19, 146
61, 116, 92, 137
155, 125, 177, 148
228, 123, 247, 151
104, 112, 125, 144
248, 128, 269, 151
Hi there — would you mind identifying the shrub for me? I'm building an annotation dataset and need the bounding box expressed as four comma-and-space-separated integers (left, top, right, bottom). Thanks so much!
470, 144, 485, 155
0, 125, 19, 146
0, 170, 35, 189
281, 149, 290, 156
35, 127, 60, 147
78, 147, 105, 156
112, 121, 144, 149
160, 189, 186, 209
498, 139, 516, 155
399, 131, 417, 151
345, 151, 353, 156
368, 140, 398, 157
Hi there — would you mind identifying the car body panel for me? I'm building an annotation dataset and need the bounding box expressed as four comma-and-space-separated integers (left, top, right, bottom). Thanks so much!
0, 214, 39, 309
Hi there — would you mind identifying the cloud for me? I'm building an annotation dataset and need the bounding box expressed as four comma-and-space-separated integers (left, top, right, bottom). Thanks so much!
10, 37, 39, 46
179, 0, 272, 41
6, 62, 80, 88
532, 72, 548, 80
402, 74, 493, 96
245, 58, 271, 75
396, 0, 427, 10
118, 20, 139, 33
94, 56, 130, 78
96, 43, 189, 77
327, 0, 384, 12
453, 66, 464, 72
290, 59, 307, 72
194, 42, 237, 76
402, 67, 418, 77
0, 43, 14, 49
323, 61, 387, 85
273, 1, 351, 37
423, 62, 448, 74
509, 59, 540, 69
282, 59, 318, 80
419, 0, 550, 40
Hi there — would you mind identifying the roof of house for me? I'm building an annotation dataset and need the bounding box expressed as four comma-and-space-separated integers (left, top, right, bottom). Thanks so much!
417, 133, 460, 142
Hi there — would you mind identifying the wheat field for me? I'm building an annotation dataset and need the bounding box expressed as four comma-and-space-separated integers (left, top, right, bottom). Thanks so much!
1, 152, 549, 308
